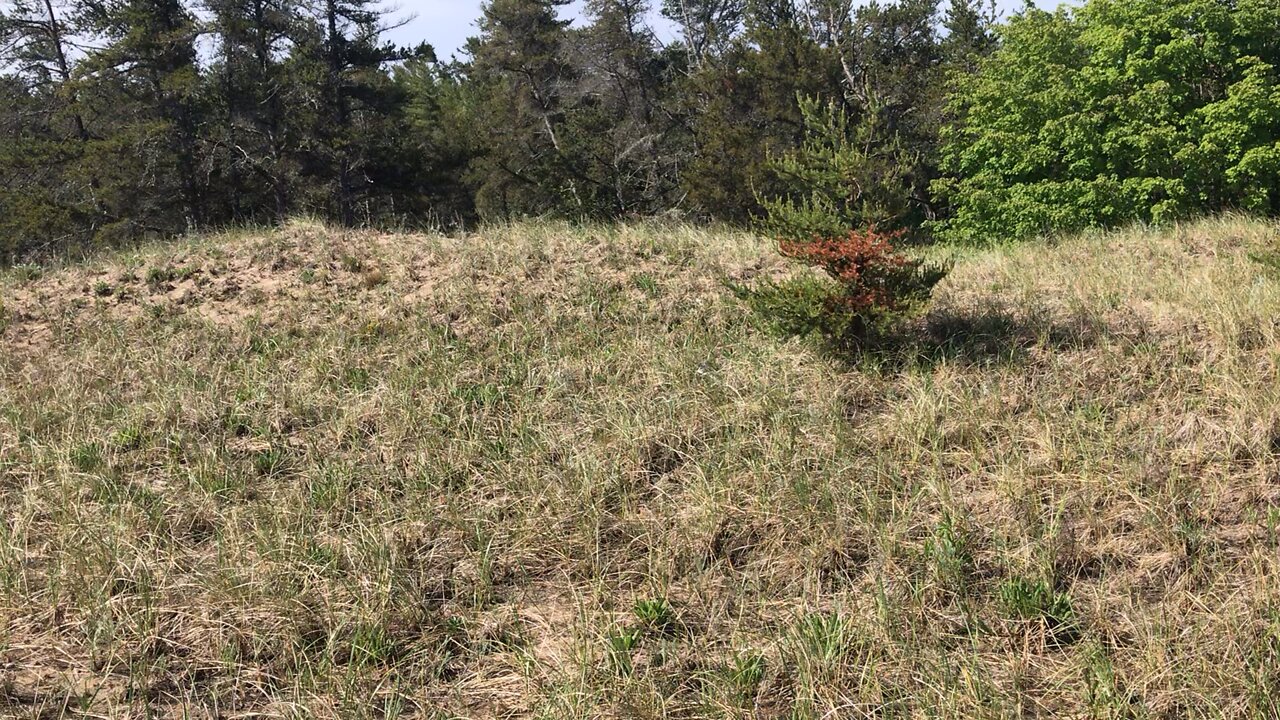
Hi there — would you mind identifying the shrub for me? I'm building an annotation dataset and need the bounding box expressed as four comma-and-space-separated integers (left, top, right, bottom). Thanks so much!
740, 228, 948, 345
779, 229, 939, 316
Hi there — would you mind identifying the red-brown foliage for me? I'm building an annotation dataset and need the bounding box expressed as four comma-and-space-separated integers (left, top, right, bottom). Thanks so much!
779, 228, 917, 313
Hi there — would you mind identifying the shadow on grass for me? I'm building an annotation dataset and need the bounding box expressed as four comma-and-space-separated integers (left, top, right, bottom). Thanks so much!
836, 303, 1105, 371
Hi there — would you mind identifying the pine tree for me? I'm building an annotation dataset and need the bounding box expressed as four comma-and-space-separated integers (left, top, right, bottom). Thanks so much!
661, 0, 745, 66
203, 0, 301, 221
0, 0, 87, 137
395, 57, 485, 222
293, 0, 426, 223
468, 0, 583, 218
0, 0, 106, 244
79, 0, 205, 236
674, 0, 838, 221
941, 0, 998, 72
845, 0, 946, 224
0, 75, 89, 259
575, 0, 683, 215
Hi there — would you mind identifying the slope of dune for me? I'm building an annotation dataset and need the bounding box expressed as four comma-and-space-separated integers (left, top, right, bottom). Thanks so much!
3, 217, 1280, 718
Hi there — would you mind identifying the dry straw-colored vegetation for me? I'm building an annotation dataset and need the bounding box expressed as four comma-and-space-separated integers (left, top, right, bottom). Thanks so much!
3, 216, 1280, 719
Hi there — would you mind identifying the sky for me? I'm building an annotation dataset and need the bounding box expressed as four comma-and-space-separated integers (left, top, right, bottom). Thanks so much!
386, 1, 1066, 61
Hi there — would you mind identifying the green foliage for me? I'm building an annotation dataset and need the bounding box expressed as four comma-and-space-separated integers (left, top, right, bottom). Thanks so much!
998, 576, 1080, 644
11, 264, 43, 284
0, 0, 1007, 261
0, 0, 1029, 265
935, 0, 1280, 243
675, 5, 839, 222
1249, 248, 1280, 277
736, 245, 947, 347
728, 650, 765, 699
759, 95, 923, 238
925, 514, 974, 588
604, 626, 643, 676
395, 58, 485, 223
253, 447, 287, 477
69, 442, 105, 473
467, 0, 579, 219
745, 93, 950, 348
145, 264, 196, 286
788, 611, 859, 683
632, 597, 677, 634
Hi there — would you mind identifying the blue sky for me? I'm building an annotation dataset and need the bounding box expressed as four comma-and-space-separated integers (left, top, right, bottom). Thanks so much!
388, 1, 1065, 60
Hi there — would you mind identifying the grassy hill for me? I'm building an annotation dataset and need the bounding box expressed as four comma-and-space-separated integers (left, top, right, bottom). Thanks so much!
3, 217, 1280, 718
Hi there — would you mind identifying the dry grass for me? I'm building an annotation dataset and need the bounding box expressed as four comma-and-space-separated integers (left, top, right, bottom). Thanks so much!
2, 216, 1280, 719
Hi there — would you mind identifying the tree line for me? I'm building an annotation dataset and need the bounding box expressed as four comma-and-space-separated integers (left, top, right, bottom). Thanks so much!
4, 0, 1278, 263
0, 0, 998, 260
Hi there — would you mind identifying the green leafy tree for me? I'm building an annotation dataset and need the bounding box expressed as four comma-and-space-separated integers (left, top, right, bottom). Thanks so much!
934, 0, 1280, 243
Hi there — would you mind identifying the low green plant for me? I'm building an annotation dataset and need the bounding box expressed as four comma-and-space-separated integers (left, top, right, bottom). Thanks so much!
339, 254, 364, 273
349, 621, 397, 667
253, 447, 287, 477
790, 611, 858, 679
70, 442, 104, 472
632, 598, 676, 634
633, 273, 659, 297
1249, 249, 1280, 278
12, 264, 42, 283
728, 650, 766, 700
113, 425, 146, 451
999, 576, 1079, 645
605, 627, 642, 676
926, 514, 974, 590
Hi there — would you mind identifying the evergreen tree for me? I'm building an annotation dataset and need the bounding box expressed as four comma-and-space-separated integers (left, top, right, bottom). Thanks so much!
202, 0, 301, 221
396, 57, 485, 223
846, 0, 946, 224
941, 0, 998, 72
573, 0, 683, 215
675, 0, 838, 221
661, 0, 745, 66
0, 0, 106, 246
0, 75, 90, 259
293, 0, 428, 224
79, 0, 205, 237
467, 0, 584, 218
